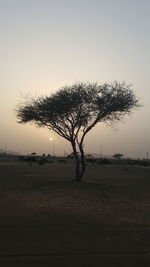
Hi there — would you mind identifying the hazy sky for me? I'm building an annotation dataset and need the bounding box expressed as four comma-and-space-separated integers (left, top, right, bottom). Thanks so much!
0, 0, 150, 158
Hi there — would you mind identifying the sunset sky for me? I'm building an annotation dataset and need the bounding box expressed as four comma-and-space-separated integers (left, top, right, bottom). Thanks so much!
0, 0, 150, 158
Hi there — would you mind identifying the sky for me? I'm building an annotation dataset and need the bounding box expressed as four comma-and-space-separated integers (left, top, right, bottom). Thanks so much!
0, 0, 150, 158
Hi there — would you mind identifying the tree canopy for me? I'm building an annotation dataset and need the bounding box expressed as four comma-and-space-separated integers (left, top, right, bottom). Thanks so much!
17, 81, 139, 181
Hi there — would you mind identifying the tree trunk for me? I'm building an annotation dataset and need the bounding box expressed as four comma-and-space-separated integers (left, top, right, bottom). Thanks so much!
79, 143, 86, 181
71, 141, 81, 182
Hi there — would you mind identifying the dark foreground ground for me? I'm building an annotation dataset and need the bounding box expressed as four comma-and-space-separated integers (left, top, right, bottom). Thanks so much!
0, 162, 150, 266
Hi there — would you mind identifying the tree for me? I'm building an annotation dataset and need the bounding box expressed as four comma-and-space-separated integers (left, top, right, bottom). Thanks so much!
16, 82, 139, 182
31, 152, 37, 156
113, 153, 124, 160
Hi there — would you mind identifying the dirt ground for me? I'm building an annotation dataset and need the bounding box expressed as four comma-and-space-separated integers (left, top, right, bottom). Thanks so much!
0, 162, 150, 266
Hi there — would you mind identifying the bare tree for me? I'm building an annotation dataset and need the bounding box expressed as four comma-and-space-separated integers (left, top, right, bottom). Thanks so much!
16, 82, 139, 182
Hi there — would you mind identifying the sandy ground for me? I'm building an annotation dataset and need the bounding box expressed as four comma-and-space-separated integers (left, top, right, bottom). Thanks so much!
0, 162, 150, 266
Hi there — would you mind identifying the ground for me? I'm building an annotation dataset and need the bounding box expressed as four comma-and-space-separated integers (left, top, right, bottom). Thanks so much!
0, 162, 150, 266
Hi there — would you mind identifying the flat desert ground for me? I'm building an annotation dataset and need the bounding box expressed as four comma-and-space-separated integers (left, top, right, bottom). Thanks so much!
0, 162, 150, 266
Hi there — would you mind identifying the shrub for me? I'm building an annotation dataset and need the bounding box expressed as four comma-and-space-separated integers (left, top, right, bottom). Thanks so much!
98, 158, 111, 164
58, 159, 67, 163
38, 158, 48, 165
86, 158, 96, 163
139, 160, 150, 167
26, 156, 37, 162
